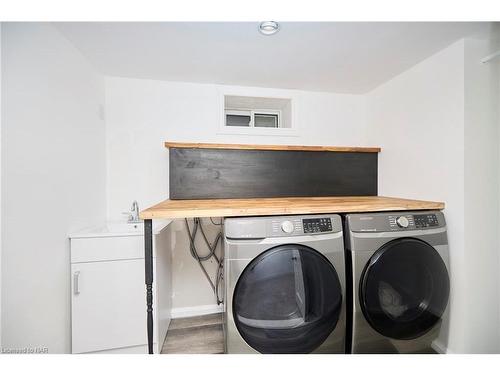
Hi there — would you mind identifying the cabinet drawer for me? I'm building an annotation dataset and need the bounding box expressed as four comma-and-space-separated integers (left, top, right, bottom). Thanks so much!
71, 236, 155, 263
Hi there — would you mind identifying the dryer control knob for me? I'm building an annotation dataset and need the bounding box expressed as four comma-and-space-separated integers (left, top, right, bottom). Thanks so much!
396, 216, 410, 228
281, 221, 295, 234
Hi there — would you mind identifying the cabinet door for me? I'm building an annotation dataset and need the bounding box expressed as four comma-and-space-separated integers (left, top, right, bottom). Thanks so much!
71, 259, 150, 353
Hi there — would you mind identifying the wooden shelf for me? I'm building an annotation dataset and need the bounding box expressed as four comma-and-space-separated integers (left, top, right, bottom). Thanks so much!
164, 142, 381, 153
140, 196, 444, 220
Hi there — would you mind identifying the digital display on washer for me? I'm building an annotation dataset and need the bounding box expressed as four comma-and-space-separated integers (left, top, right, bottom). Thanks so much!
414, 214, 439, 228
303, 218, 332, 233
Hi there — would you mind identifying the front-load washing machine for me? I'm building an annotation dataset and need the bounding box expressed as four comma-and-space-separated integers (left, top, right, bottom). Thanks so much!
223, 214, 346, 354
345, 211, 450, 354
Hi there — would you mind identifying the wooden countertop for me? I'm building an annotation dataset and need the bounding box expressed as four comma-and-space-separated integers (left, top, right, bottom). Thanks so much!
140, 196, 444, 220
165, 142, 381, 153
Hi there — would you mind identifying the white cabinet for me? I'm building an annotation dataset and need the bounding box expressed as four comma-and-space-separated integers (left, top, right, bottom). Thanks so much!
71, 259, 148, 353
70, 222, 171, 354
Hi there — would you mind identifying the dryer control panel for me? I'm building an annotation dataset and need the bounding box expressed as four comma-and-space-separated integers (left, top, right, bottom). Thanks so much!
303, 218, 333, 233
388, 214, 415, 230
413, 213, 439, 228
225, 214, 342, 239
388, 213, 441, 230
347, 211, 445, 233
270, 217, 335, 236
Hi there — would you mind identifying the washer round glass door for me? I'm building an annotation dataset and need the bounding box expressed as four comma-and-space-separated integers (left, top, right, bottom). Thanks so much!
360, 237, 450, 340
233, 244, 342, 353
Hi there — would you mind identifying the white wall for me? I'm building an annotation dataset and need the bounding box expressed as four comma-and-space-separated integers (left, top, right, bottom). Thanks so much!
105, 77, 369, 310
0, 22, 3, 347
366, 40, 466, 353
1, 23, 106, 353
498, 42, 500, 347
492, 24, 500, 352
463, 37, 500, 353
366, 38, 500, 354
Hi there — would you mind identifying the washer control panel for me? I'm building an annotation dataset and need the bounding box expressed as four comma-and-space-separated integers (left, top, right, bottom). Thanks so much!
347, 211, 445, 233
303, 218, 333, 233
269, 216, 339, 236
271, 218, 303, 235
414, 213, 439, 228
389, 214, 415, 230
388, 213, 440, 231
225, 214, 342, 240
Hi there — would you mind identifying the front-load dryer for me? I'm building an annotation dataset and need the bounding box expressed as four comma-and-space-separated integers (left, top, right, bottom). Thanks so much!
223, 214, 346, 354
345, 211, 450, 354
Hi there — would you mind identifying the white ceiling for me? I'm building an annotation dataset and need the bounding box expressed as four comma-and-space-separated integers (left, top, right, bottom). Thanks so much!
55, 22, 490, 94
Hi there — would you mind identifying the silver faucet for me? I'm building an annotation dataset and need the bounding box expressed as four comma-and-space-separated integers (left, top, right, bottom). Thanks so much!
123, 200, 141, 223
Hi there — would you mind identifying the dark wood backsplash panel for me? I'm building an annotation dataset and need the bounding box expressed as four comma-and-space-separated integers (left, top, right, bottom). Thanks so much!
169, 147, 378, 200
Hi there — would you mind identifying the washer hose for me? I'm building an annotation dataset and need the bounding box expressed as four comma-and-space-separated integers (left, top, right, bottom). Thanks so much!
185, 218, 224, 305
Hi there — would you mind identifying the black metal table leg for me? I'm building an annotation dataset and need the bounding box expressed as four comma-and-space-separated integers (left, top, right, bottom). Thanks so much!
144, 219, 154, 354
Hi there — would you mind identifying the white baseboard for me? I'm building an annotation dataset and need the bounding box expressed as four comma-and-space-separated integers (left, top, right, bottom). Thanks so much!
170, 304, 223, 319
432, 340, 452, 354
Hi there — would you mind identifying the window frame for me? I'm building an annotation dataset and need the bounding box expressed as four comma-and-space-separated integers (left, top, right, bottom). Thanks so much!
225, 108, 282, 129
218, 91, 298, 137
253, 111, 281, 128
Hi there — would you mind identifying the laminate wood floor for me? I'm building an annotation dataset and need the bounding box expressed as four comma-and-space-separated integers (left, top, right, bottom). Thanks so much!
161, 313, 224, 354
160, 313, 437, 354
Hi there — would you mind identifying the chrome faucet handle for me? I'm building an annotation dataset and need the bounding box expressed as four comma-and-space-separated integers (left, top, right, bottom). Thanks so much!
122, 211, 134, 222
124, 200, 141, 223
131, 201, 139, 220
131, 200, 139, 211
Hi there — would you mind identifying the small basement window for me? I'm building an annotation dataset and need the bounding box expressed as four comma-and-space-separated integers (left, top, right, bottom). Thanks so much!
226, 110, 252, 127
254, 113, 279, 128
222, 95, 294, 135
225, 109, 281, 128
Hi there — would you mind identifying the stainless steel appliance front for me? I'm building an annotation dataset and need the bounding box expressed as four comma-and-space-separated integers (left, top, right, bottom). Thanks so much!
224, 214, 346, 354
345, 211, 450, 354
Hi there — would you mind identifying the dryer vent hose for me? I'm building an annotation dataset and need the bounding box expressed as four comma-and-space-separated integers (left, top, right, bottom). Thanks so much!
185, 217, 224, 305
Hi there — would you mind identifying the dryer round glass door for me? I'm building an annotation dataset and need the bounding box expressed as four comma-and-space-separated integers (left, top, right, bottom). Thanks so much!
232, 244, 342, 353
360, 238, 450, 340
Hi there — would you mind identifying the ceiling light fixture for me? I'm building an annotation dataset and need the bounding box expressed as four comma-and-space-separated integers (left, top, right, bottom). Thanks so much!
259, 21, 280, 36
